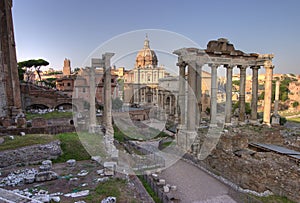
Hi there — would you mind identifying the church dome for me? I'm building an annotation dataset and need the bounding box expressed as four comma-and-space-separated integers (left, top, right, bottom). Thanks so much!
135, 36, 158, 68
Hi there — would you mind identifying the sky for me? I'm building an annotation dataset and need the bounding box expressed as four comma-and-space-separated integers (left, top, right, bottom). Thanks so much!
12, 0, 300, 75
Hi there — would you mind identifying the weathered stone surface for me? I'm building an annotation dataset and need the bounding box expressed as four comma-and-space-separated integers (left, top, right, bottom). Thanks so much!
203, 128, 300, 202
0, 141, 61, 168
66, 159, 76, 167
32, 117, 48, 127
35, 171, 58, 182
101, 196, 116, 203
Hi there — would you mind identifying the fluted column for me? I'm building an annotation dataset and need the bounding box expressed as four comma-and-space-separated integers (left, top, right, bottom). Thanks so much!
263, 62, 274, 125
187, 62, 197, 131
196, 63, 202, 126
238, 65, 247, 122
178, 60, 187, 126
251, 66, 260, 120
225, 65, 234, 124
210, 64, 218, 125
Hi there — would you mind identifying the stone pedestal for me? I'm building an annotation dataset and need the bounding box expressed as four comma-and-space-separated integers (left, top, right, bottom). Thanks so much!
177, 128, 197, 152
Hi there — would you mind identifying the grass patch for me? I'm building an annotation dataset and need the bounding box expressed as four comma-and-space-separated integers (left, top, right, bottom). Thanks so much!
26, 111, 73, 120
137, 175, 161, 203
255, 195, 295, 203
85, 178, 140, 202
160, 141, 174, 149
287, 117, 300, 123
0, 134, 56, 151
53, 132, 91, 163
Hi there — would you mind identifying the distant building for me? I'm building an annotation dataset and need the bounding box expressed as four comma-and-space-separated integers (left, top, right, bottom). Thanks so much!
123, 36, 169, 104
63, 58, 71, 76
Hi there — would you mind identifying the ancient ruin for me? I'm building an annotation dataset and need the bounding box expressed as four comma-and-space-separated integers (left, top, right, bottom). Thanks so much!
0, 0, 24, 123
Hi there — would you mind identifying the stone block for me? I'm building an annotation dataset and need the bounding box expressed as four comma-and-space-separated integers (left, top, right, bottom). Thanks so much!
163, 185, 170, 193
66, 159, 76, 167
32, 117, 47, 127
35, 171, 58, 182
17, 118, 26, 128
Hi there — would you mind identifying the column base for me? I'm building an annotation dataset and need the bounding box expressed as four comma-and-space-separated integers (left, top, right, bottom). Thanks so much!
89, 125, 102, 134
271, 114, 280, 125
224, 122, 232, 127
176, 129, 197, 152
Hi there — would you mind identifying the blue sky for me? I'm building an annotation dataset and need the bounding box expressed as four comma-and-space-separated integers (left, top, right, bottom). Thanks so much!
13, 0, 300, 74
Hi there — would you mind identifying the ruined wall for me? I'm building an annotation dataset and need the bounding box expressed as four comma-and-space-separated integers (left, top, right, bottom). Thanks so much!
202, 128, 300, 202
0, 140, 61, 168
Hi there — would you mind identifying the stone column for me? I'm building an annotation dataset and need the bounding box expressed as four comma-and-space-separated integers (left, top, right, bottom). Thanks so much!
210, 64, 218, 125
251, 66, 260, 120
89, 66, 96, 133
196, 63, 202, 126
274, 80, 280, 115
225, 65, 234, 124
169, 95, 172, 114
178, 60, 186, 126
0, 0, 23, 120
187, 62, 197, 131
103, 53, 115, 135
263, 62, 274, 125
238, 65, 247, 122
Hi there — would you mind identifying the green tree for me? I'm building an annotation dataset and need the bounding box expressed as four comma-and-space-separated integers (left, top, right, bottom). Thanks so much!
18, 59, 49, 82
232, 101, 251, 115
292, 101, 299, 108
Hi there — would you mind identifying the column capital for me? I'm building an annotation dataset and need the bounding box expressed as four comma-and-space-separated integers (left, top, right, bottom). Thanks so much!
176, 60, 187, 68
208, 63, 219, 69
263, 60, 274, 69
250, 65, 261, 70
224, 64, 235, 69
237, 65, 248, 70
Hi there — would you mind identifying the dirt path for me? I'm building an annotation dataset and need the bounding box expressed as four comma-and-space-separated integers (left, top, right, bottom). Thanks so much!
160, 159, 236, 203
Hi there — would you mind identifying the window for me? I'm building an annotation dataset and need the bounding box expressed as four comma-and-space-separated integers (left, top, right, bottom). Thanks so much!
67, 83, 71, 86
83, 88, 86, 93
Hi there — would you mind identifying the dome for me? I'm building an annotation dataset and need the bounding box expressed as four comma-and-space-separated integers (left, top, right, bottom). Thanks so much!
135, 35, 158, 68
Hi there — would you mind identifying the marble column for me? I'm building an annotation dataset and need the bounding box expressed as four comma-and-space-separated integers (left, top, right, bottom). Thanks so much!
263, 62, 274, 125
196, 63, 202, 126
187, 62, 197, 131
103, 53, 114, 135
251, 66, 260, 120
225, 65, 234, 124
238, 65, 247, 122
89, 66, 96, 133
178, 61, 186, 126
210, 64, 218, 125
274, 80, 280, 115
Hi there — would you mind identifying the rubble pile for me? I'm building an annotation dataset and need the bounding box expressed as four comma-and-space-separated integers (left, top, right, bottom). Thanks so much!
0, 168, 38, 187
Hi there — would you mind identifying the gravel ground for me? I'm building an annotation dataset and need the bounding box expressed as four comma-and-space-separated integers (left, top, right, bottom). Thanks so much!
160, 159, 236, 203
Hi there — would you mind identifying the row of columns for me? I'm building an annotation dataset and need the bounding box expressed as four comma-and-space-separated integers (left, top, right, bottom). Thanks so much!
177, 61, 274, 127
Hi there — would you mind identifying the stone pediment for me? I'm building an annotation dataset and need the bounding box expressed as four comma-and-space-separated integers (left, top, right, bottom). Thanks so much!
206, 38, 245, 56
